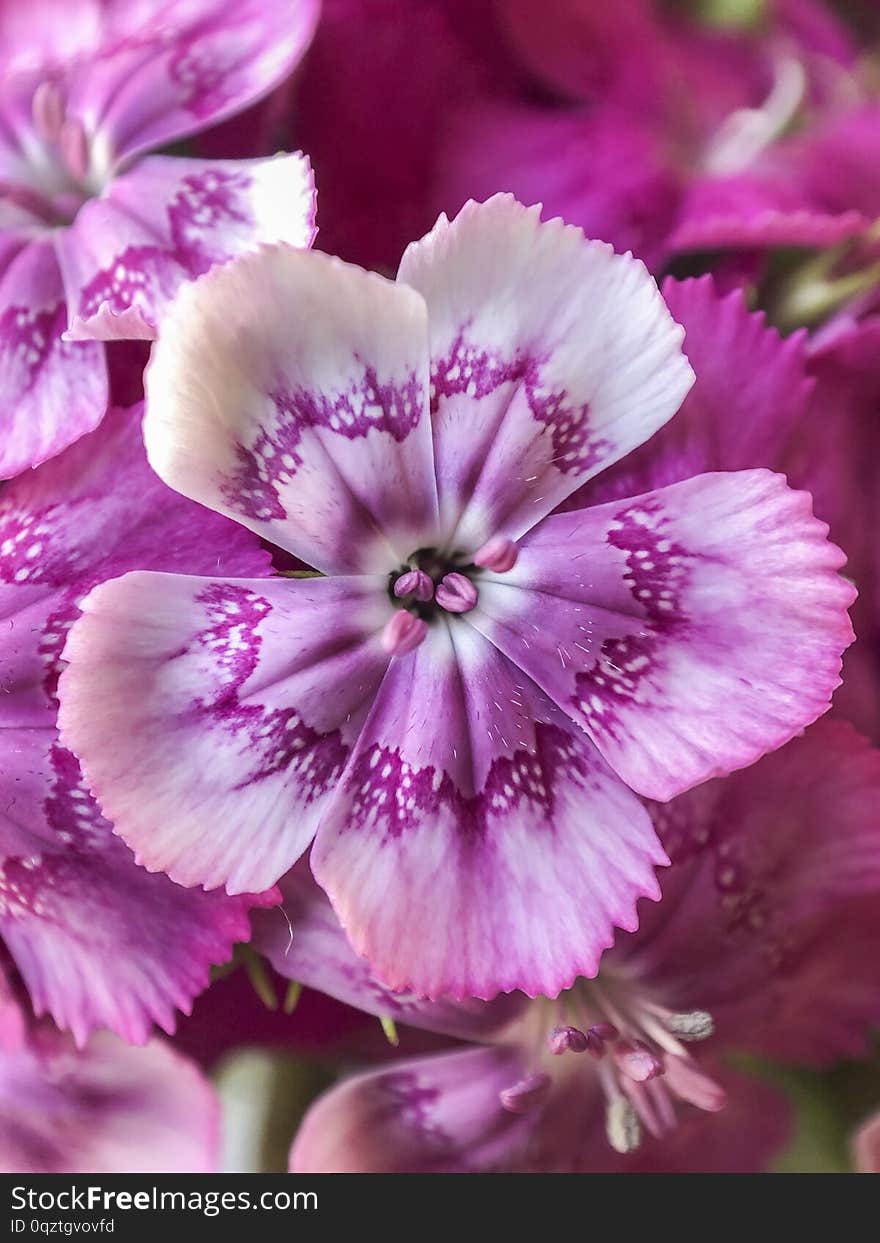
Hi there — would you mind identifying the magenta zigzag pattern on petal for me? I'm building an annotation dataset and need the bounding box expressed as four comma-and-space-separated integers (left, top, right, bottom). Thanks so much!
431, 329, 609, 474
573, 500, 691, 742
190, 583, 348, 795
341, 723, 592, 845
222, 367, 425, 522
76, 170, 253, 323
169, 19, 259, 119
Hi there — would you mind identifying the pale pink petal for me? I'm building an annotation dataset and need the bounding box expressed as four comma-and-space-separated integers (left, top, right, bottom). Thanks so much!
0, 1027, 218, 1173
63, 0, 320, 166
396, 195, 694, 548
290, 1045, 531, 1174
59, 153, 316, 341
312, 624, 665, 1000
255, 864, 527, 1041
145, 244, 438, 574
471, 470, 854, 801
0, 236, 106, 477
59, 573, 394, 894
0, 0, 105, 77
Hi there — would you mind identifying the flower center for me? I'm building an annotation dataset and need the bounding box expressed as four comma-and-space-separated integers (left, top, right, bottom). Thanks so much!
499, 975, 724, 1156
13, 80, 105, 228
381, 536, 518, 656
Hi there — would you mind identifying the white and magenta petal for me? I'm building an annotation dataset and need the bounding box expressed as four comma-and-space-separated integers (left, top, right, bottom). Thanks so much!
59, 573, 394, 894
396, 194, 694, 547
64, 0, 320, 167
290, 1045, 532, 1174
0, 1027, 218, 1173
59, 153, 316, 341
470, 470, 854, 801
0, 743, 276, 1046
145, 244, 438, 574
0, 236, 106, 477
311, 623, 665, 1000
255, 864, 527, 1042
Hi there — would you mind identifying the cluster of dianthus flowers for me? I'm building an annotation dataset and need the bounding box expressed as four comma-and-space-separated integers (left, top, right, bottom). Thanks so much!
2, 0, 880, 1176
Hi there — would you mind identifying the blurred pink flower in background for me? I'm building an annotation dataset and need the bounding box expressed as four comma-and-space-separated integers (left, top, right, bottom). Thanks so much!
0, 0, 318, 476
0, 404, 276, 1045
0, 973, 218, 1172
271, 719, 880, 1172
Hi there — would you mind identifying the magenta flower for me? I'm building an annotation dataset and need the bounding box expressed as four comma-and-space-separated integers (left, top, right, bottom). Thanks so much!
0, 402, 278, 1045
0, 0, 319, 477
0, 975, 218, 1173
268, 719, 880, 1173
436, 0, 872, 270
58, 196, 854, 1002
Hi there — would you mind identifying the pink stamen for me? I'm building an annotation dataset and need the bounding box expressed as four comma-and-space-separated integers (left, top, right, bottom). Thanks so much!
393, 569, 434, 602
499, 1073, 552, 1115
435, 572, 478, 614
548, 1025, 588, 1055
381, 610, 428, 657
621, 1078, 667, 1141
586, 1030, 607, 1059
613, 1040, 664, 1083
474, 535, 519, 573
585, 1022, 619, 1058
59, 116, 89, 181
32, 81, 65, 144
663, 1055, 727, 1112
